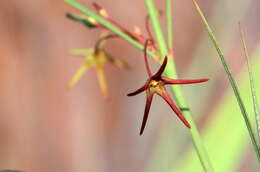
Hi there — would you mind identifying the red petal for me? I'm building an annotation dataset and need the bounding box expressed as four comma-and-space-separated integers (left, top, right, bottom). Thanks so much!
153, 56, 168, 79
140, 92, 154, 135
163, 78, 209, 85
127, 84, 148, 96
160, 90, 191, 128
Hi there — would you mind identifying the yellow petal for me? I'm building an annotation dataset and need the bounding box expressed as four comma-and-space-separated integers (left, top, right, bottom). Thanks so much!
112, 58, 130, 69
106, 53, 130, 69
69, 48, 93, 56
67, 60, 91, 88
95, 65, 109, 99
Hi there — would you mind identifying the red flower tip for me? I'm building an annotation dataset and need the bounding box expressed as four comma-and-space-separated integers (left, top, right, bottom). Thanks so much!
163, 78, 209, 85
127, 84, 147, 97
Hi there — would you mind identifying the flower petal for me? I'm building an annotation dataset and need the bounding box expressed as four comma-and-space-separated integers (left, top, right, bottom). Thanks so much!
69, 48, 94, 56
163, 77, 209, 85
153, 56, 168, 79
96, 65, 109, 99
159, 89, 191, 128
106, 52, 130, 69
140, 92, 154, 135
67, 60, 91, 88
127, 84, 148, 96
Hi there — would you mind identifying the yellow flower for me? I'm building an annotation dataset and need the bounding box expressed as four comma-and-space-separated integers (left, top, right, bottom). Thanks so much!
68, 34, 129, 99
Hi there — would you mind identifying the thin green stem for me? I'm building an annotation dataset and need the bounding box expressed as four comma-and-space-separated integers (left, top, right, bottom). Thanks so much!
145, 0, 168, 57
64, 0, 157, 59
65, 0, 214, 170
145, 0, 214, 171
166, 0, 173, 49
192, 0, 260, 162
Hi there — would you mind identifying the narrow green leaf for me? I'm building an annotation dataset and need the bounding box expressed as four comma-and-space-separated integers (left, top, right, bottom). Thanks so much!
240, 24, 260, 146
177, 46, 260, 171
192, 0, 260, 161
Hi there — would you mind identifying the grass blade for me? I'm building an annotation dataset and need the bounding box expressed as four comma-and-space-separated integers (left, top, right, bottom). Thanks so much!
177, 46, 260, 171
240, 24, 260, 145
191, 0, 260, 161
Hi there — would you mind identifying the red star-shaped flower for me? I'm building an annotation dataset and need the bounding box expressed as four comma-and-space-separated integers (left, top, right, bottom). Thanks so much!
128, 40, 209, 135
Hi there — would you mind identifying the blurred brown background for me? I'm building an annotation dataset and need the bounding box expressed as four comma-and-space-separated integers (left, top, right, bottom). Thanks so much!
0, 0, 260, 171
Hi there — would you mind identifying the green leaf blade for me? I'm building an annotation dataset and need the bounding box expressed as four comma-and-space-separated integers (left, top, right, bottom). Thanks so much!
192, 0, 260, 161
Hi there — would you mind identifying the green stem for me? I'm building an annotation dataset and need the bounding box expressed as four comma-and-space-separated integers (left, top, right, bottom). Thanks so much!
65, 0, 214, 170
240, 24, 260, 152
64, 0, 157, 59
145, 0, 214, 171
192, 0, 260, 162
145, 0, 168, 57
166, 0, 173, 49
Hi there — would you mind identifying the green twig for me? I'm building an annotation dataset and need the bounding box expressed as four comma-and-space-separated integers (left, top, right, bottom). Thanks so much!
192, 0, 260, 161
166, 0, 173, 49
145, 0, 214, 171
64, 0, 157, 59
145, 0, 167, 57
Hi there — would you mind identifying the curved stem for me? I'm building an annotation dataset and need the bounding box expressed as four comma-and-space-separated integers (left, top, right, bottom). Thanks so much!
94, 34, 118, 52
144, 39, 153, 77
145, 15, 154, 42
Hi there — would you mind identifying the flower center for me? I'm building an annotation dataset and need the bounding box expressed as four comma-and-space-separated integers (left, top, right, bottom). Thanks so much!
148, 80, 164, 95
149, 80, 160, 88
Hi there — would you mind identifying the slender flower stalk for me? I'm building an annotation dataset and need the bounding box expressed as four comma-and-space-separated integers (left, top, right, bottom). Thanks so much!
145, 0, 214, 171
128, 40, 208, 135
145, 14, 159, 53
145, 15, 155, 43
92, 2, 147, 45
64, 0, 214, 170
64, 0, 159, 60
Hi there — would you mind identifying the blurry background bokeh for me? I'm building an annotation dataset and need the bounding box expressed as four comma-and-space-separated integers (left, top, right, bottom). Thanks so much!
0, 0, 260, 171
